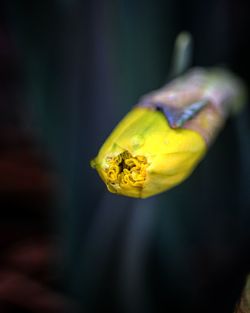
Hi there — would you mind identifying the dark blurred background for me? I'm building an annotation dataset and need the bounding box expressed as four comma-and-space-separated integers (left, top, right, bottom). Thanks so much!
0, 0, 250, 312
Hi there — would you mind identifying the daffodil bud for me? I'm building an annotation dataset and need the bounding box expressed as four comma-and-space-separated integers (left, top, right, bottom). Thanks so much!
91, 68, 246, 198
91, 106, 207, 198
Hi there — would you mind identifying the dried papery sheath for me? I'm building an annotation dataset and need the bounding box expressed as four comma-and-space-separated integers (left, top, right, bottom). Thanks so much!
91, 35, 247, 199
139, 67, 246, 146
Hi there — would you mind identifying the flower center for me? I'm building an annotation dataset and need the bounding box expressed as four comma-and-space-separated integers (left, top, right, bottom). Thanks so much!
105, 151, 148, 192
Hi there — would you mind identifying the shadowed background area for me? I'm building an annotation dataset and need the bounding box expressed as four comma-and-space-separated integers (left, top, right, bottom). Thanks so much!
0, 0, 250, 312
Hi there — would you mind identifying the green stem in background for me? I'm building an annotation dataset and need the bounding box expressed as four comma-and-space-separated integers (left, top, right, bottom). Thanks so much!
169, 31, 193, 78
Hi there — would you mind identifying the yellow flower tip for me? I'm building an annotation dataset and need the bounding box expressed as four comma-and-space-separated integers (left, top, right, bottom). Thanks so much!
90, 158, 97, 169
103, 151, 148, 196
91, 107, 207, 199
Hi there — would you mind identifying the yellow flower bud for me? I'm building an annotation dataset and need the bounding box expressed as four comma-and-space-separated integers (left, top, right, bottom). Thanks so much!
91, 107, 206, 198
